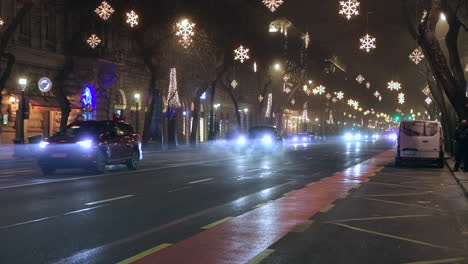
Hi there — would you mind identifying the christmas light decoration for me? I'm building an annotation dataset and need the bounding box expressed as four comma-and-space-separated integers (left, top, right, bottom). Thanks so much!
302, 103, 308, 120
176, 19, 196, 49
234, 45, 250, 63
336, 91, 344, 100
262, 0, 284, 12
366, 81, 371, 89
291, 99, 296, 105
312, 88, 319, 95
374, 91, 380, 98
126, 10, 139, 28
425, 97, 432, 105
0, 18, 5, 27
422, 85, 431, 96
332, 97, 338, 103
359, 34, 376, 53
303, 85, 308, 92
167, 68, 181, 108
265, 93, 272, 118
305, 89, 312, 96
231, 80, 238, 89
326, 93, 332, 99
303, 32, 310, 49
254, 62, 257, 73
87, 34, 101, 48
409, 48, 424, 64
398, 93, 405, 104
95, 1, 115, 20
388, 81, 401, 91
316, 85, 326, 95
356, 74, 365, 84
348, 99, 355, 106
339, 0, 360, 20
421, 10, 428, 23
284, 87, 291, 94
258, 94, 264, 102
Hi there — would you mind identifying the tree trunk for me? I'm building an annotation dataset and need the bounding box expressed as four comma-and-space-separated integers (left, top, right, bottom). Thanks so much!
190, 97, 200, 146
141, 56, 161, 144
223, 83, 241, 128
208, 81, 216, 140
54, 55, 73, 130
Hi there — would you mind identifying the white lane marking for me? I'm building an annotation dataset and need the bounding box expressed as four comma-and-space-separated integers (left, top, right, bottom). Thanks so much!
0, 204, 109, 230
246, 169, 262, 173
0, 157, 236, 190
189, 178, 213, 184
168, 186, 192, 193
85, 195, 134, 206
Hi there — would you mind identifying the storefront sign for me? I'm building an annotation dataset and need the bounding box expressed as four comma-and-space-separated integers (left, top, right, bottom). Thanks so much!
38, 77, 52, 92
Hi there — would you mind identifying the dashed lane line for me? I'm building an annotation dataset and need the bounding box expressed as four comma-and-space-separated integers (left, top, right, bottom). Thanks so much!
188, 178, 213, 184
167, 186, 192, 193
85, 195, 134, 206
201, 217, 234, 230
116, 243, 173, 264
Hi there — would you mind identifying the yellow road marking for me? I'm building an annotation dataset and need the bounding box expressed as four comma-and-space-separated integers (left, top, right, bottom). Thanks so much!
400, 257, 467, 264
292, 220, 314, 232
360, 191, 434, 197
334, 223, 452, 250
353, 184, 362, 189
245, 249, 275, 264
364, 179, 370, 182
339, 193, 349, 199
306, 182, 315, 186
283, 190, 296, 196
320, 177, 329, 181
253, 200, 273, 209
117, 243, 172, 264
201, 217, 234, 229
365, 198, 445, 211
320, 204, 335, 213
327, 214, 433, 223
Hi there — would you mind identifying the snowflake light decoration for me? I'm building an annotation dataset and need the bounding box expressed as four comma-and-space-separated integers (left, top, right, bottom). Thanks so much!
87, 34, 101, 49
388, 81, 402, 91
409, 48, 424, 64
398, 93, 405, 104
332, 97, 338, 103
316, 85, 326, 95
126, 10, 139, 28
258, 94, 264, 102
0, 18, 4, 27
359, 34, 376, 53
356, 74, 365, 84
422, 85, 431, 96
339, 0, 360, 20
326, 93, 332, 99
425, 97, 432, 105
231, 80, 238, 89
95, 1, 115, 20
234, 45, 250, 63
303, 32, 310, 49
262, 0, 284, 12
336, 91, 344, 100
348, 99, 355, 106
374, 91, 380, 98
303, 85, 308, 92
176, 19, 195, 41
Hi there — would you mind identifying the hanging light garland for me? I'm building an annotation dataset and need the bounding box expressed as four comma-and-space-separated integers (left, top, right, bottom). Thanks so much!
339, 0, 360, 20
87, 34, 101, 49
234, 45, 250, 63
262, 0, 284, 12
409, 48, 424, 64
359, 34, 376, 53
126, 10, 139, 28
95, 1, 115, 20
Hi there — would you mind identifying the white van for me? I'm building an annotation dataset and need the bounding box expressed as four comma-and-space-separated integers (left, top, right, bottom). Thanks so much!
395, 121, 444, 168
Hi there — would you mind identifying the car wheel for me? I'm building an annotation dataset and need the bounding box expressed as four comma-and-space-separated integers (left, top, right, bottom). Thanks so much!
127, 150, 140, 171
94, 151, 107, 173
41, 166, 56, 176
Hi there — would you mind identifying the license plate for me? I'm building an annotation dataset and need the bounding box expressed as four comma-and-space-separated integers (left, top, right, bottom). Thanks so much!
51, 153, 67, 158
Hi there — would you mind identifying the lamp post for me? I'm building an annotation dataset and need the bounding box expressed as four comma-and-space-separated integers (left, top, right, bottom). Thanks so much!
17, 78, 28, 144
134, 93, 141, 134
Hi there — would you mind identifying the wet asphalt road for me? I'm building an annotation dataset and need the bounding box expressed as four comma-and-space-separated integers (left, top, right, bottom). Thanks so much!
0, 139, 392, 264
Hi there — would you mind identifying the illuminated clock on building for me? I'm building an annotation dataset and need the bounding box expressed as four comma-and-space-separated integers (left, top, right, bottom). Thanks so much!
38, 77, 52, 92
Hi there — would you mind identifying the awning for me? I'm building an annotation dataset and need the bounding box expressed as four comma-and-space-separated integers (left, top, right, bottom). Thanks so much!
27, 96, 81, 112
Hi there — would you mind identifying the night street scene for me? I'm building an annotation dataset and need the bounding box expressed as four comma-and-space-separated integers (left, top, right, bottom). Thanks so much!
1, 0, 468, 264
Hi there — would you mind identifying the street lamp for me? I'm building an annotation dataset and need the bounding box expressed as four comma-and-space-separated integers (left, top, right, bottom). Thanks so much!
134, 93, 141, 134
16, 78, 28, 144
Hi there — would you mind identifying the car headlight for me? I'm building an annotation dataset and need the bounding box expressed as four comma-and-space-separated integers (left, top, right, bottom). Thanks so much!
293, 136, 298, 142
77, 139, 93, 149
354, 133, 362, 140
236, 136, 247, 145
344, 133, 353, 141
39, 141, 49, 149
262, 135, 273, 145
302, 137, 308, 141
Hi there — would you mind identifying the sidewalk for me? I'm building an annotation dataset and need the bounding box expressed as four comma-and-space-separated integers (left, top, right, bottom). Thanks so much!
447, 159, 468, 198
256, 160, 468, 264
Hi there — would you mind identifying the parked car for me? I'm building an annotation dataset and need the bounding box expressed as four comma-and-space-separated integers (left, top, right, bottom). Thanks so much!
395, 121, 444, 168
37, 120, 142, 175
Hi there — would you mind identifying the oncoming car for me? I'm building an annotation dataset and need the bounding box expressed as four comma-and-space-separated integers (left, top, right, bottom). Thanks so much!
37, 120, 142, 175
235, 126, 283, 153
343, 131, 379, 142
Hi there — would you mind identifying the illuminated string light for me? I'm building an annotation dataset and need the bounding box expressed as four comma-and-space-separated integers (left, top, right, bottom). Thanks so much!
231, 80, 238, 89
126, 10, 139, 28
95, 1, 115, 20
339, 0, 360, 20
167, 68, 181, 108
359, 34, 376, 53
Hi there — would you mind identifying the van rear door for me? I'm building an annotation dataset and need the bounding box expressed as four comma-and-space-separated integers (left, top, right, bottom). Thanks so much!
399, 121, 440, 158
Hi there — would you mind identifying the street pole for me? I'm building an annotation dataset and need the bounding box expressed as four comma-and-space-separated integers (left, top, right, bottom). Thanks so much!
18, 78, 27, 144
134, 93, 140, 134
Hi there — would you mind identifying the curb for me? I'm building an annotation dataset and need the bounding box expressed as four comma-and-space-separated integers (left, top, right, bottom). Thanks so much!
446, 158, 468, 197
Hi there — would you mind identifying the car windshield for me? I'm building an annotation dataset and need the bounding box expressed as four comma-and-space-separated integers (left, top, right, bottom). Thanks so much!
58, 122, 108, 137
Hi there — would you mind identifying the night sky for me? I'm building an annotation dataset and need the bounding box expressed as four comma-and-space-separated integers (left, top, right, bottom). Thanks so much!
280, 0, 426, 114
